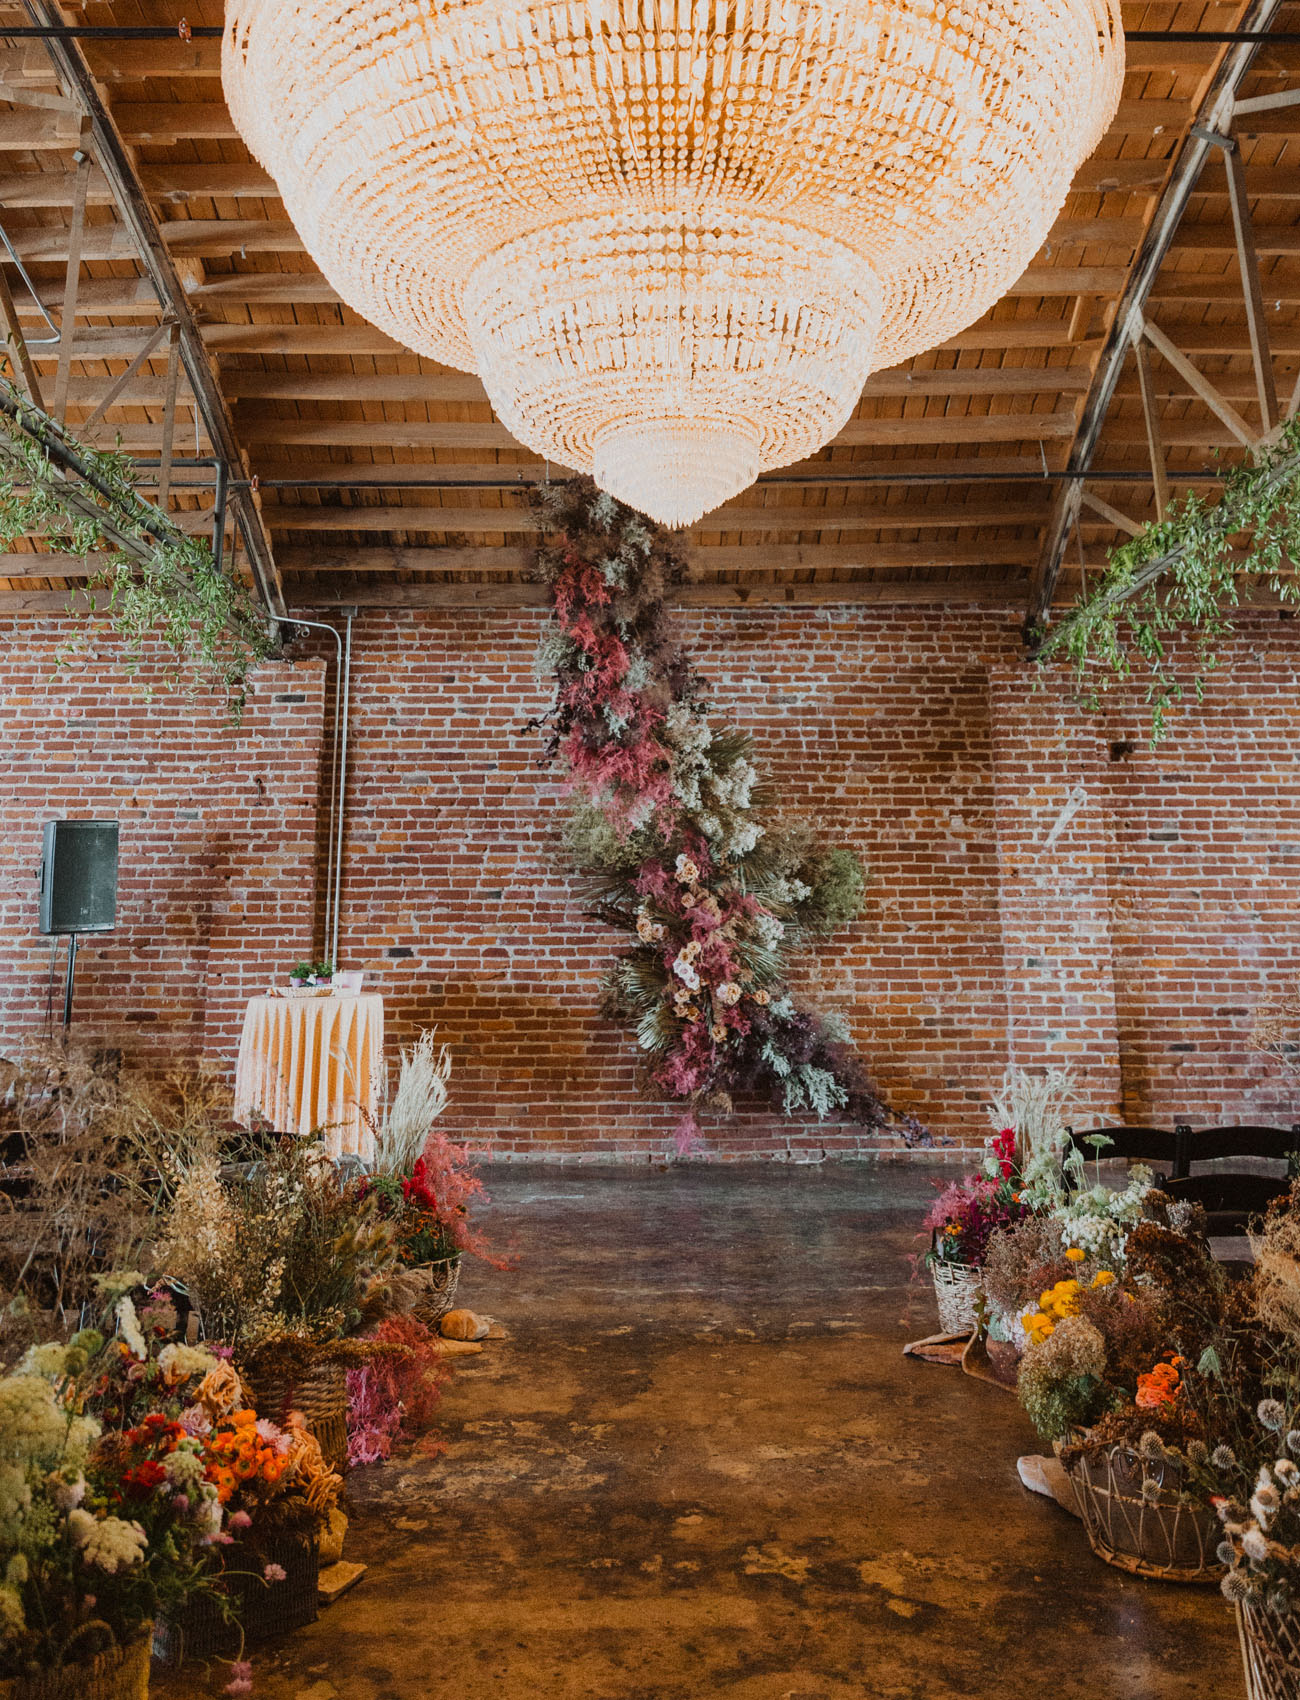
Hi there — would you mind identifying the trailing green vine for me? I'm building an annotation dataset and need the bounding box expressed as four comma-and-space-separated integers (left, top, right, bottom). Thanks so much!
0, 377, 276, 717
1035, 415, 1300, 739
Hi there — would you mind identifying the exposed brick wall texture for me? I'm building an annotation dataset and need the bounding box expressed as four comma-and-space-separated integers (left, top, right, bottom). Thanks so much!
0, 607, 1296, 1159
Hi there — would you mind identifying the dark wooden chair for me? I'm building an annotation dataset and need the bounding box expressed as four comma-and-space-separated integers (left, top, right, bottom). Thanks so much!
1063, 1125, 1187, 1187
1169, 1124, 1300, 1235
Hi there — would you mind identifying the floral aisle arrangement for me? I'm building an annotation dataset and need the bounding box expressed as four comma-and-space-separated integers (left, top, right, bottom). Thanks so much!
529, 475, 922, 1150
361, 1029, 501, 1314
0, 1325, 225, 1688
1006, 1198, 1262, 1583
922, 1130, 1033, 1334
154, 1135, 398, 1470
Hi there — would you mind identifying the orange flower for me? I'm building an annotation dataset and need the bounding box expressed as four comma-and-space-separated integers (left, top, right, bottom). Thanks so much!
1135, 1360, 1182, 1411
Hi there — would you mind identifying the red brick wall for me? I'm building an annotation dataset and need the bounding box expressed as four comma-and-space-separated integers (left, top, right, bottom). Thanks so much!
1, 606, 1296, 1157
0, 619, 325, 1062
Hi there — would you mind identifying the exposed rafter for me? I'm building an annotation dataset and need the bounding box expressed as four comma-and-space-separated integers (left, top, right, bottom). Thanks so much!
21, 0, 284, 621
1024, 0, 1288, 636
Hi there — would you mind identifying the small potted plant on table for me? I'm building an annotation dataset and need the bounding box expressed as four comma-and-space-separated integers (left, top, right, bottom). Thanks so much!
288, 961, 313, 992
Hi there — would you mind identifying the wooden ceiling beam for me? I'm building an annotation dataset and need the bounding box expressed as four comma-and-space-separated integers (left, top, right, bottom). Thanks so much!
259, 496, 1051, 535
275, 538, 1037, 576
2, 221, 304, 264
12, 275, 162, 317
1027, 0, 1289, 632
210, 365, 1092, 405
0, 576, 1028, 612
229, 408, 1082, 451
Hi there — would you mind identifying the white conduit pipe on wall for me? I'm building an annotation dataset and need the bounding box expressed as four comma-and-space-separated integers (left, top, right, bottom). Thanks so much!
288, 614, 353, 969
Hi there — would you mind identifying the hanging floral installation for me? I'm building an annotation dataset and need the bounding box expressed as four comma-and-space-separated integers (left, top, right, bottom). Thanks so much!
0, 377, 274, 715
1034, 417, 1300, 739
529, 477, 922, 1150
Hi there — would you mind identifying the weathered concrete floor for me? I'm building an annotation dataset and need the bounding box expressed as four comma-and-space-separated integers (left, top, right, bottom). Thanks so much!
159, 1165, 1236, 1700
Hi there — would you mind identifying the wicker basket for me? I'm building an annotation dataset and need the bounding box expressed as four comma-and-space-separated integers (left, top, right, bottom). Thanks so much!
407, 1255, 462, 1325
1, 1628, 150, 1700
245, 1362, 349, 1474
930, 1260, 980, 1335
1237, 1601, 1300, 1700
153, 1533, 319, 1665
1062, 1443, 1224, 1584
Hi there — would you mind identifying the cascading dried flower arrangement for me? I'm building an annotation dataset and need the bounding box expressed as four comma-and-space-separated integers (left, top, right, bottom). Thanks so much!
528, 476, 921, 1148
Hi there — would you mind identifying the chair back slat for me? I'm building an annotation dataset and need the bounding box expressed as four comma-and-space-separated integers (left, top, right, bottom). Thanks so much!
1065, 1126, 1182, 1166
1184, 1125, 1300, 1164
1164, 1172, 1290, 1235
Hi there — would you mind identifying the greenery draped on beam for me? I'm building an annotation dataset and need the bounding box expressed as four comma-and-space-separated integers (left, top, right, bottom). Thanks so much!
1034, 416, 1300, 739
0, 377, 275, 714
528, 475, 923, 1152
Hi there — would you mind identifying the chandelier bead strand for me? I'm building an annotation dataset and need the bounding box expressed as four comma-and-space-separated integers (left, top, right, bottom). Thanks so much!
224, 1, 1123, 526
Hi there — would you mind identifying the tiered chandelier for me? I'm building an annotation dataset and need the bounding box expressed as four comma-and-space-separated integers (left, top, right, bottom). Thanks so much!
224, 2, 1124, 527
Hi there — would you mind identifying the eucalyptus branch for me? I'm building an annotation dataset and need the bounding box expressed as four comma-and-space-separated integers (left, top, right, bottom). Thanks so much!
0, 377, 277, 718
1034, 417, 1300, 740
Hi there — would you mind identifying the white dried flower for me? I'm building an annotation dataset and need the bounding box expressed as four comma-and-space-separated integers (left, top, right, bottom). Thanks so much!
1258, 1399, 1287, 1432
114, 1296, 147, 1361
68, 1510, 148, 1574
157, 1343, 217, 1386
717, 982, 742, 1007
1242, 1527, 1270, 1565
674, 855, 699, 884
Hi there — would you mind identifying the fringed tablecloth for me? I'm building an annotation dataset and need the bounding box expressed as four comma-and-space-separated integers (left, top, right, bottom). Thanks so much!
233, 992, 383, 1158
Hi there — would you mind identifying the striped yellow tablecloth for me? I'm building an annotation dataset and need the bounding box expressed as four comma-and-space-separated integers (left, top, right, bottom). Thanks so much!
233, 992, 383, 1158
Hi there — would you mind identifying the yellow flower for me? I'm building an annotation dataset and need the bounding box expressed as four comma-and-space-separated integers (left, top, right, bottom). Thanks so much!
1065, 1248, 1085, 1263
1091, 1270, 1116, 1288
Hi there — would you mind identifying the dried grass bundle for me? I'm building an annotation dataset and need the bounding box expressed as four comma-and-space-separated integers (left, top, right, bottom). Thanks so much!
1251, 974, 1300, 1075
1252, 1180, 1300, 1345
988, 1065, 1077, 1166
368, 1028, 452, 1174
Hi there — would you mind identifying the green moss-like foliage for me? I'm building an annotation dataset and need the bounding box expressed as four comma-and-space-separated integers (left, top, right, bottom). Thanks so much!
1017, 1315, 1108, 1442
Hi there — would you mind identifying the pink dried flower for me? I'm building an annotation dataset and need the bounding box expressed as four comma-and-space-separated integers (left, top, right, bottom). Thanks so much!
263, 1562, 287, 1583
223, 1661, 253, 1696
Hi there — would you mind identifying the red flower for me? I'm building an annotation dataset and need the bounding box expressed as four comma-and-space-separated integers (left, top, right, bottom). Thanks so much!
121, 1460, 168, 1498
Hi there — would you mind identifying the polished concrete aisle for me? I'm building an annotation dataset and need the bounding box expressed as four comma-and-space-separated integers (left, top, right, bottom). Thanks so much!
162, 1165, 1235, 1700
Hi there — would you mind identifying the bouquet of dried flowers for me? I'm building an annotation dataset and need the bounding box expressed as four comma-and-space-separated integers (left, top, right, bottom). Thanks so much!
362, 1032, 501, 1270
0, 1038, 260, 1339
0, 1332, 226, 1677
922, 1130, 1033, 1270
345, 1313, 448, 1468
155, 1135, 398, 1371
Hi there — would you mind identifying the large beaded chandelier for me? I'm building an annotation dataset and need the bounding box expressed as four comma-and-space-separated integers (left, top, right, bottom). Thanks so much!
223, 2, 1124, 527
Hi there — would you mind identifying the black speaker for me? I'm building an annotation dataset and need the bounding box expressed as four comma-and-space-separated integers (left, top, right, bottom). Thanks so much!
39, 820, 119, 936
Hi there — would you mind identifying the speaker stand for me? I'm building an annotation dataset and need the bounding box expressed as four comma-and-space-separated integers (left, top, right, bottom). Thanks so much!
62, 933, 78, 1029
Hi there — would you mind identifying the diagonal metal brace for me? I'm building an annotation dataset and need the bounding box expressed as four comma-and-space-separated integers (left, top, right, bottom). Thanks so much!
1190, 125, 1279, 431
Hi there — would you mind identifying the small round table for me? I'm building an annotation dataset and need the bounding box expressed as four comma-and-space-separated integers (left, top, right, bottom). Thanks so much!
233, 991, 384, 1158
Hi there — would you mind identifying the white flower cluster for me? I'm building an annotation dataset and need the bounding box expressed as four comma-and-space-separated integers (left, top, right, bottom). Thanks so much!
1056, 1168, 1153, 1262
663, 707, 765, 861
68, 1509, 148, 1574
116, 1296, 147, 1360
157, 1343, 217, 1386
754, 912, 786, 950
